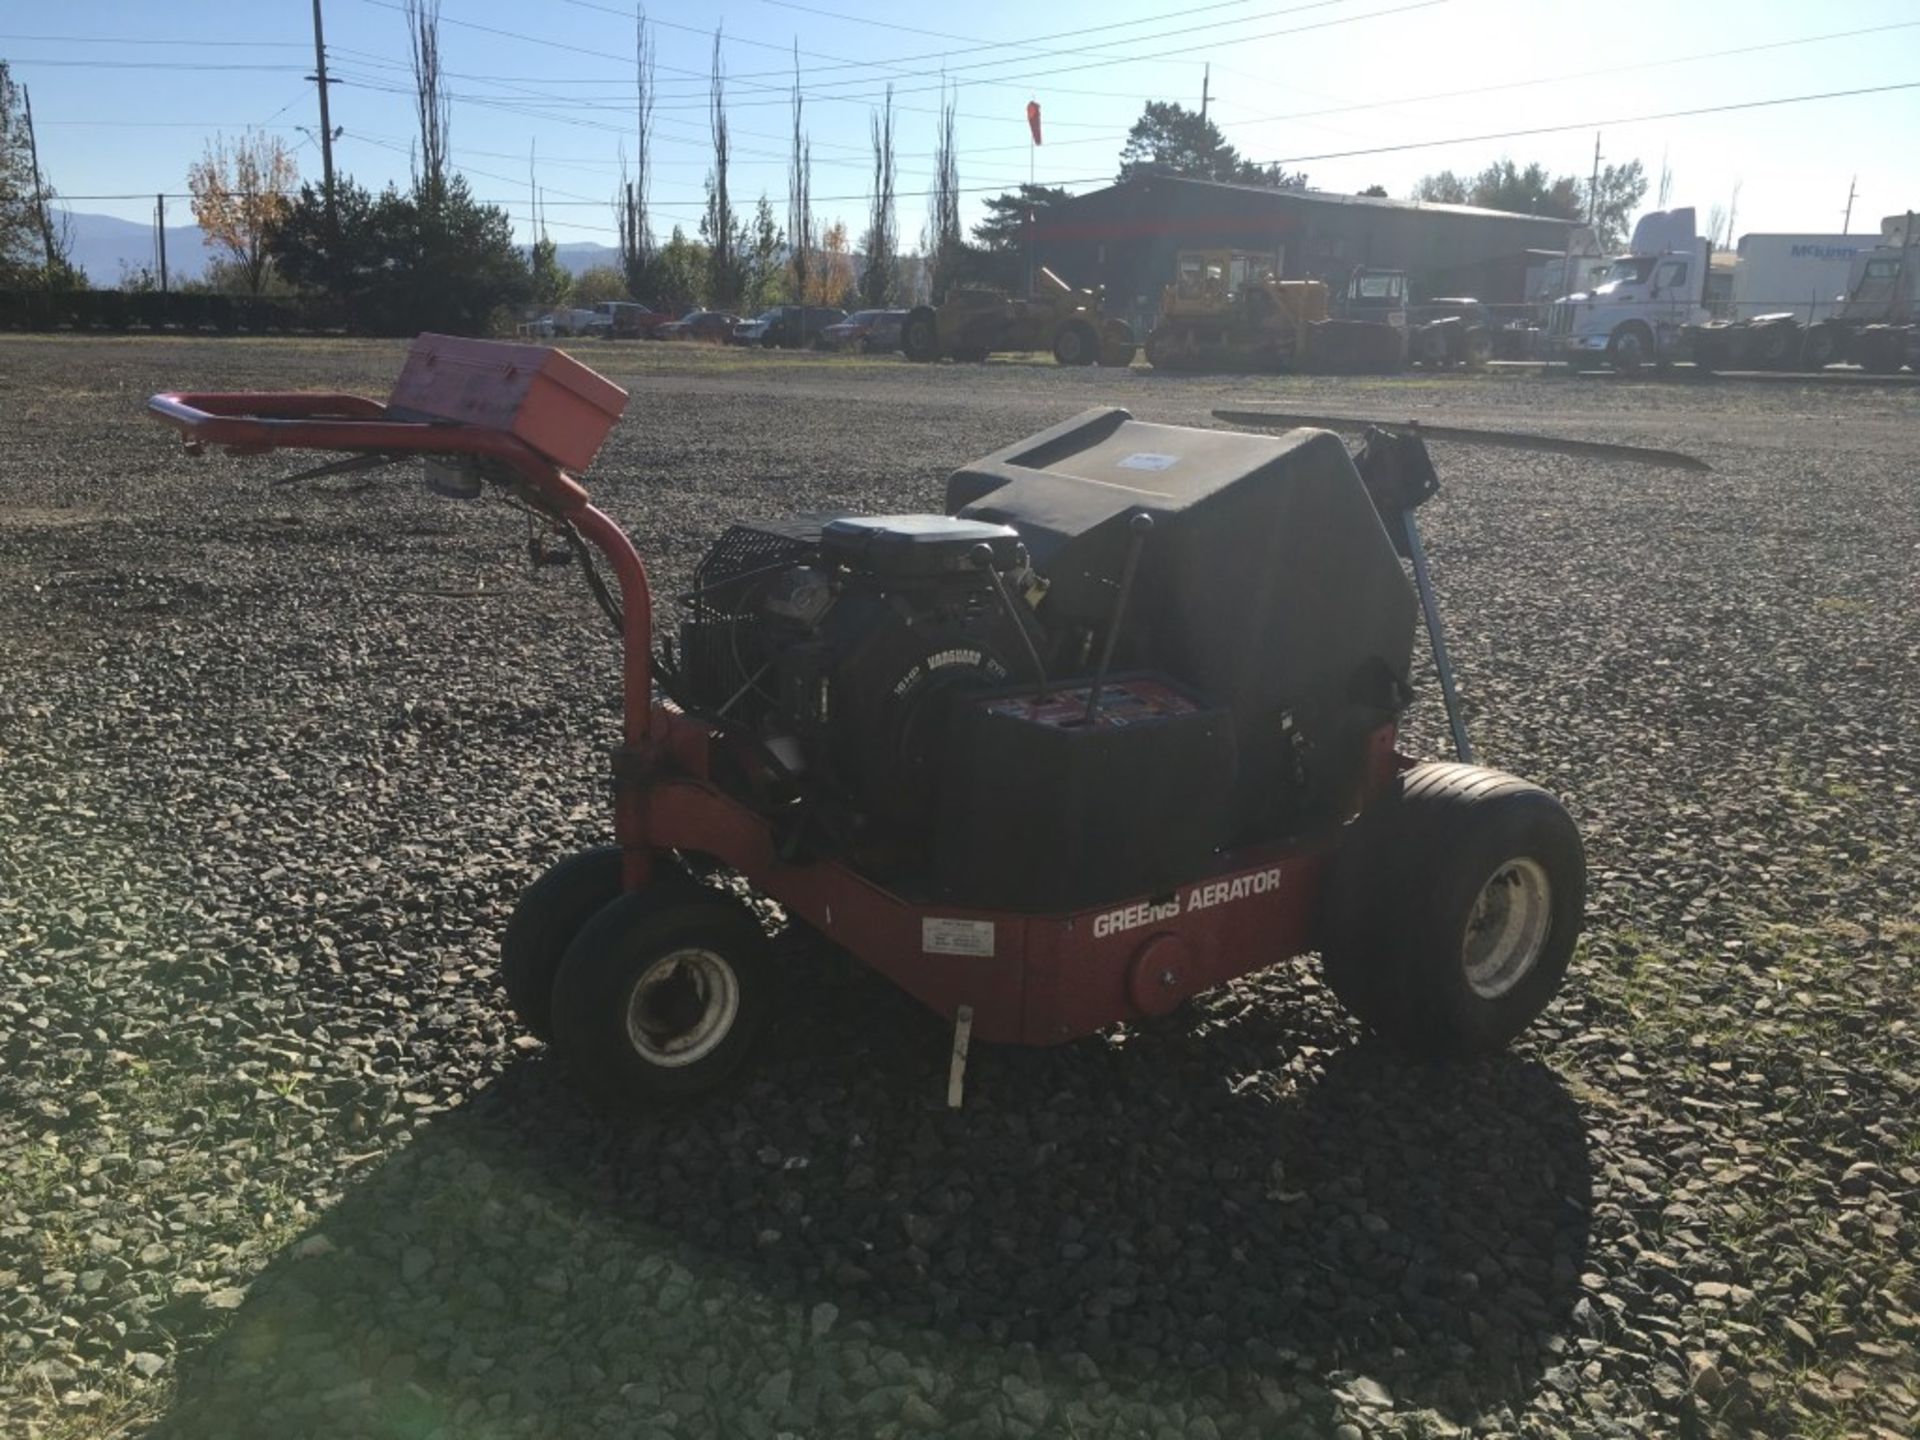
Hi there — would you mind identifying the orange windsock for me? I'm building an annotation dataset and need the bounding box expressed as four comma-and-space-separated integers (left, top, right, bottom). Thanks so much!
1026, 100, 1042, 146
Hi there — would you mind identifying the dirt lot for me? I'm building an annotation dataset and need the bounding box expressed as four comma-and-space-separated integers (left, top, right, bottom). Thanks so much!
1, 335, 1915, 1440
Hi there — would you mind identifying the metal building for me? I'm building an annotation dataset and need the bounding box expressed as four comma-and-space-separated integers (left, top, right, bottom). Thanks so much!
1034, 175, 1583, 324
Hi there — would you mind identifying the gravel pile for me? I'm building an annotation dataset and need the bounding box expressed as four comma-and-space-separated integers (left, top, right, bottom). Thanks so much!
1, 337, 1915, 1439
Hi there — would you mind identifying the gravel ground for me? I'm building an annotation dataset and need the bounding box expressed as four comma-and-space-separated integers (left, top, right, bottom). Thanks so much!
1, 336, 1915, 1440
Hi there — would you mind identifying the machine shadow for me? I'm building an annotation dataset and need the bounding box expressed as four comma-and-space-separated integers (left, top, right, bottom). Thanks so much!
157, 967, 1591, 1436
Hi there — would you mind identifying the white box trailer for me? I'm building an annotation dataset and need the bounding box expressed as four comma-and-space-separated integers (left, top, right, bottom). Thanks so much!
1729, 234, 1872, 322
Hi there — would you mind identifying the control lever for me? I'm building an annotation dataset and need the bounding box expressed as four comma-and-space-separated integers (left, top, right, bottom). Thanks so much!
1082, 511, 1154, 725
970, 543, 1051, 699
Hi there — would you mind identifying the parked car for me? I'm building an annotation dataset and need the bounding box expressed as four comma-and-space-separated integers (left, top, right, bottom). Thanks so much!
819, 308, 908, 353
658, 310, 741, 343
732, 305, 846, 348
537, 306, 612, 338
594, 300, 676, 339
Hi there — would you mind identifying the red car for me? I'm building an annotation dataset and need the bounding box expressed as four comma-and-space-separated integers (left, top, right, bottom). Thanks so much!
658, 310, 740, 343
820, 308, 908, 353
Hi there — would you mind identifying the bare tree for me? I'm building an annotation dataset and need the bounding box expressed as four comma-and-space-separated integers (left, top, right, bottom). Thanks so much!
929, 81, 962, 302
860, 85, 896, 307
703, 27, 739, 306
787, 41, 812, 310
406, 0, 450, 202
617, 4, 656, 298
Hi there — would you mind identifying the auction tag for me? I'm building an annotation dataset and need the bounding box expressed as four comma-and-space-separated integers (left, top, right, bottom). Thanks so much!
1117, 452, 1179, 471
922, 917, 996, 957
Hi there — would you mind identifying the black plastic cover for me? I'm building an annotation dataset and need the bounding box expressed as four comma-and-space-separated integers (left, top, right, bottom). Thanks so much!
947, 407, 1416, 837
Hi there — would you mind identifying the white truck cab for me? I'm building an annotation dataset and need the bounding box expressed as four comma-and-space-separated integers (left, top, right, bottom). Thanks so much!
1549, 208, 1710, 372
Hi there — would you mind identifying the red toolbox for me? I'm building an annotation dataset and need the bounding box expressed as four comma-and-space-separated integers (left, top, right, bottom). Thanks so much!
386, 334, 628, 472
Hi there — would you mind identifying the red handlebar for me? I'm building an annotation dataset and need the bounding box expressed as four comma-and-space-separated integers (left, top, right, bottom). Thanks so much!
147, 391, 593, 512
147, 388, 649, 761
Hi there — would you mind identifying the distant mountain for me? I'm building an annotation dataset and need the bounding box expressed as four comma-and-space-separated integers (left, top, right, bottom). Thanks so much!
553, 241, 622, 275
58, 210, 625, 287
61, 210, 211, 285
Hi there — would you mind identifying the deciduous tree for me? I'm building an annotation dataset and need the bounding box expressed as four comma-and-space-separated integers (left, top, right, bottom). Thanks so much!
572, 265, 629, 306
186, 131, 297, 295
810, 220, 854, 307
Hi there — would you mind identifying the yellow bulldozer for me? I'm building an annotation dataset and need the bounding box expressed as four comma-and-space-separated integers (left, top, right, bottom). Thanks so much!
1144, 252, 1411, 374
1143, 250, 1328, 372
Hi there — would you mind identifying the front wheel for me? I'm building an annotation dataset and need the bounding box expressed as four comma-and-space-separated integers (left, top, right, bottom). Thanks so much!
550, 888, 774, 1105
1607, 324, 1650, 374
1321, 763, 1585, 1058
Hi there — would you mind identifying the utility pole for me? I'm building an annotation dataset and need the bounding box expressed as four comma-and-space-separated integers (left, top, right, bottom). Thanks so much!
1200, 64, 1210, 123
1842, 175, 1856, 235
155, 194, 169, 293
309, 0, 338, 225
21, 84, 57, 277
1586, 131, 1602, 227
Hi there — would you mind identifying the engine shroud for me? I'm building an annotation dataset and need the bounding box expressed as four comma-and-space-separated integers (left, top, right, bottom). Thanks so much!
948, 406, 1416, 838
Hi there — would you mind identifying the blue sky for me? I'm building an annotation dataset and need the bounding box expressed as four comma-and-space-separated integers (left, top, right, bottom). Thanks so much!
12, 0, 1919, 253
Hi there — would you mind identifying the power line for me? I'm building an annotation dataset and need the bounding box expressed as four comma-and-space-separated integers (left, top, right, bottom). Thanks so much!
2, 59, 310, 72
954, 16, 1920, 157
0, 33, 307, 47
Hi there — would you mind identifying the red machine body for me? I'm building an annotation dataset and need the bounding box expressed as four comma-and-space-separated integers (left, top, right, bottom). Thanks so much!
148, 351, 1404, 1047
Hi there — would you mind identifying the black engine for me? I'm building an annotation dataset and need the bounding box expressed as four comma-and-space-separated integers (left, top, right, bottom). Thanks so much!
668, 408, 1423, 911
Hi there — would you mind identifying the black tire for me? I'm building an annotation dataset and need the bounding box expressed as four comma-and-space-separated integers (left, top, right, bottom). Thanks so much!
500, 847, 625, 1040
1755, 325, 1793, 369
1052, 322, 1096, 366
1801, 325, 1838, 371
901, 306, 940, 362
1321, 763, 1585, 1059
550, 888, 773, 1105
1858, 331, 1904, 375
1607, 323, 1651, 375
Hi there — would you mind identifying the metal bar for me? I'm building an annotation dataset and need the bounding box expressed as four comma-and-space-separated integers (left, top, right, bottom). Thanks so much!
1081, 511, 1153, 723
1211, 410, 1711, 472
1401, 511, 1473, 765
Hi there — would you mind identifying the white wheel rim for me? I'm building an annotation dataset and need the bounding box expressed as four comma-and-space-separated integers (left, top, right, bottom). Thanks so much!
1461, 858, 1553, 999
623, 947, 739, 1067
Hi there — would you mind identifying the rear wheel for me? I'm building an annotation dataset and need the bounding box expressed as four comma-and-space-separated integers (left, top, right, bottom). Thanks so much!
1858, 329, 1905, 374
1321, 763, 1585, 1058
1801, 325, 1838, 371
1755, 324, 1793, 369
1053, 322, 1097, 366
901, 306, 940, 362
551, 888, 774, 1105
500, 847, 625, 1040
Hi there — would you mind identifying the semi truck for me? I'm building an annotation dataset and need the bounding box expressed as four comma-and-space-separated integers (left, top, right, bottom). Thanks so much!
1689, 214, 1917, 373
1546, 208, 1710, 372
